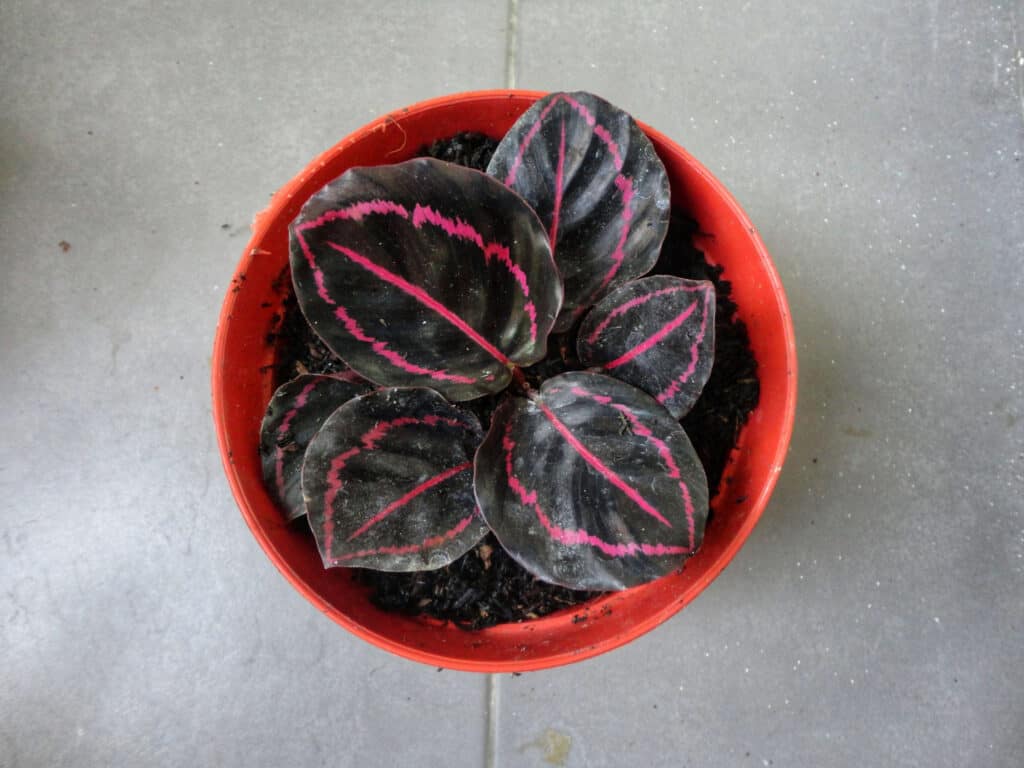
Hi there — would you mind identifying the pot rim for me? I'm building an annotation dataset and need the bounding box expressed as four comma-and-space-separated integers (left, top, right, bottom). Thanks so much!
212, 89, 797, 672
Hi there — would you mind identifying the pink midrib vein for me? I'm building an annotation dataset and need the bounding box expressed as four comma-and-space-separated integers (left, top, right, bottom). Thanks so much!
548, 119, 567, 248
535, 400, 672, 528
296, 200, 534, 313
501, 424, 687, 559
585, 283, 703, 344
602, 300, 698, 370
325, 242, 510, 367
321, 414, 467, 555
657, 284, 713, 403
503, 94, 636, 319
609, 402, 696, 549
346, 461, 472, 541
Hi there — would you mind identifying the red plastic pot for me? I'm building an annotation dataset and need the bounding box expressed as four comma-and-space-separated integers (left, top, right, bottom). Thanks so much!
212, 90, 797, 672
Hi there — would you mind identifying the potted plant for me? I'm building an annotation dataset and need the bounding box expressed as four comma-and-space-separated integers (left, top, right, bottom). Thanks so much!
212, 90, 797, 672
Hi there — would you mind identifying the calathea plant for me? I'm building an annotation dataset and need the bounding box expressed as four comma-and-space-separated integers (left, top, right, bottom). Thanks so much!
260, 92, 717, 591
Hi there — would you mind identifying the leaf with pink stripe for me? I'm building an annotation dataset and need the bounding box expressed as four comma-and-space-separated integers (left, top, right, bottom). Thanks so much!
486, 91, 671, 332
302, 387, 489, 571
289, 158, 561, 402
474, 372, 708, 591
259, 374, 371, 522
578, 276, 715, 420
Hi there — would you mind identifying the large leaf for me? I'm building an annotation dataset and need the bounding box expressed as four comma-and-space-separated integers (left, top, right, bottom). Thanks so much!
259, 374, 371, 521
487, 91, 671, 331
474, 372, 708, 591
302, 387, 489, 571
289, 158, 561, 402
578, 276, 716, 419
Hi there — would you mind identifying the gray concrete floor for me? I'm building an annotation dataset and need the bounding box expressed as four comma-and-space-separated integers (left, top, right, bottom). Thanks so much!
2, 1, 1021, 766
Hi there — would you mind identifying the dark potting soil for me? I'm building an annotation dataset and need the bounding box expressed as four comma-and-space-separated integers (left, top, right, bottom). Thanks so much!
269, 131, 760, 630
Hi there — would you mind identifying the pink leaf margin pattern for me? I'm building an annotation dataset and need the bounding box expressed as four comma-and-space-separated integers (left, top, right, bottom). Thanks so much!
535, 399, 673, 528
652, 284, 714, 406
501, 421, 691, 559
583, 281, 713, 407
293, 198, 541, 382
345, 460, 472, 542
325, 242, 510, 369
317, 413, 475, 562
329, 509, 480, 564
569, 386, 697, 549
273, 378, 321, 502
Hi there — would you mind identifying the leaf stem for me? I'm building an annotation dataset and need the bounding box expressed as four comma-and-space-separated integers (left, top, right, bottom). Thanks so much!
510, 365, 535, 397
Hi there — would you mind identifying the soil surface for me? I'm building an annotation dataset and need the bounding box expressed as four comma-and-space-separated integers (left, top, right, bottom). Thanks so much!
269, 132, 760, 629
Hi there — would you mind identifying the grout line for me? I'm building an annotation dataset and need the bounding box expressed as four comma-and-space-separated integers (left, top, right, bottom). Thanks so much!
1013, 11, 1024, 125
504, 0, 519, 89
484, 673, 501, 768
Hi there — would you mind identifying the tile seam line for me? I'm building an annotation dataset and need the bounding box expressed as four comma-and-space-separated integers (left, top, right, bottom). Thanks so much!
484, 673, 500, 768
505, 0, 519, 89
491, 1, 516, 754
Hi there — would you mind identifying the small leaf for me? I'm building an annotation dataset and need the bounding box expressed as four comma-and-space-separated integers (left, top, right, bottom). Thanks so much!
289, 158, 562, 402
578, 276, 715, 419
487, 91, 671, 331
259, 375, 371, 521
474, 372, 708, 591
303, 387, 489, 571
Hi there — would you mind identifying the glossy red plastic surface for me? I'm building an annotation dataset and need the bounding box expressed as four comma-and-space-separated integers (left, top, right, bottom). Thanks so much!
211, 90, 797, 672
